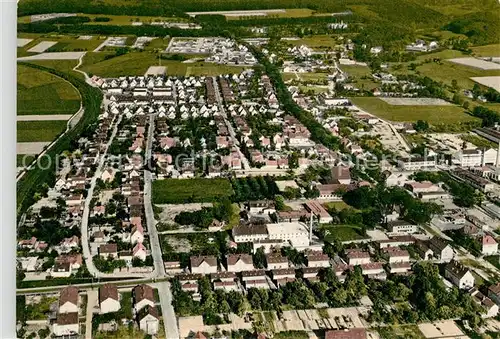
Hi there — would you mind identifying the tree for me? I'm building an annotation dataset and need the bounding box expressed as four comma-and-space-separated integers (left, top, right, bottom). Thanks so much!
413, 120, 429, 132
451, 79, 459, 92
452, 93, 463, 105
253, 247, 266, 269
274, 195, 286, 211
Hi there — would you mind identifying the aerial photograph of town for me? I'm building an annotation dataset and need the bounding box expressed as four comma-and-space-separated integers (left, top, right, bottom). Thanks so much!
13, 0, 500, 338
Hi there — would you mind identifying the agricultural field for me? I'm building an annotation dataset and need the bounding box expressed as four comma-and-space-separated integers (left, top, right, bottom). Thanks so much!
17, 64, 81, 115
79, 52, 248, 77
17, 120, 67, 142
350, 97, 477, 125
340, 64, 378, 90
18, 13, 191, 25
45, 36, 103, 52
471, 44, 500, 57
152, 178, 233, 204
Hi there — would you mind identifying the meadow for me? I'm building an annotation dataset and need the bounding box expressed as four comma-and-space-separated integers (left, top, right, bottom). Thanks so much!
79, 52, 249, 77
152, 178, 234, 204
17, 120, 67, 142
17, 64, 81, 115
350, 97, 476, 124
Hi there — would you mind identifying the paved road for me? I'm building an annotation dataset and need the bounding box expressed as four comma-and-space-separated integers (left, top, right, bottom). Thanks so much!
212, 77, 251, 170
155, 281, 179, 339
144, 113, 167, 279
85, 290, 98, 339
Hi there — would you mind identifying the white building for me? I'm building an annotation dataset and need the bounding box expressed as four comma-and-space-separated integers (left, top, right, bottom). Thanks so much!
482, 235, 498, 255
138, 306, 159, 335
445, 260, 475, 290
226, 254, 254, 272
99, 284, 120, 314
387, 220, 418, 235
454, 149, 482, 167
266, 222, 310, 247
53, 313, 79, 337
190, 255, 218, 274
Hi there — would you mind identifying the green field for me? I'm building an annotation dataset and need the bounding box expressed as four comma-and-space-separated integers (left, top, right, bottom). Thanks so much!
471, 44, 500, 57
350, 97, 476, 124
18, 13, 191, 25
24, 59, 85, 81
80, 52, 248, 77
46, 37, 103, 52
321, 224, 367, 242
17, 120, 67, 142
152, 178, 234, 204
285, 34, 339, 49
17, 64, 81, 115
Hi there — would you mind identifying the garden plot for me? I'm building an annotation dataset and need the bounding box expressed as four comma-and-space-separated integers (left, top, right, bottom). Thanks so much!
471, 76, 500, 92
380, 97, 452, 106
449, 57, 500, 70
27, 41, 57, 53
17, 38, 33, 47
18, 51, 86, 61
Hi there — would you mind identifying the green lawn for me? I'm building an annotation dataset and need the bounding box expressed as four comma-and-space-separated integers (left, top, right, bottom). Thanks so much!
323, 201, 352, 211
321, 224, 367, 242
350, 97, 476, 124
273, 331, 309, 339
17, 120, 67, 142
17, 64, 81, 115
152, 178, 233, 204
80, 52, 248, 78
376, 325, 426, 339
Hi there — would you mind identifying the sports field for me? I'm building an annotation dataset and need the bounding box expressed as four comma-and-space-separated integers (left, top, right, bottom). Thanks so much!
350, 97, 475, 124
17, 120, 67, 142
152, 178, 233, 204
80, 52, 248, 77
17, 64, 81, 115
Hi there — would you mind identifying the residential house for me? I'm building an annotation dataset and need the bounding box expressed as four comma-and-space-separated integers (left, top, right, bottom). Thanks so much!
232, 224, 268, 243
330, 166, 351, 185
306, 253, 330, 268
482, 235, 498, 256
488, 282, 500, 305
133, 242, 147, 261
53, 312, 79, 337
137, 305, 159, 335
190, 255, 218, 274
214, 281, 239, 292
226, 254, 254, 272
304, 200, 333, 224
59, 286, 79, 314
265, 254, 289, 270
99, 284, 120, 314
345, 249, 371, 266
130, 224, 145, 244
99, 243, 118, 259
133, 284, 155, 313
428, 237, 455, 262
445, 260, 475, 290
383, 248, 410, 263
472, 289, 499, 318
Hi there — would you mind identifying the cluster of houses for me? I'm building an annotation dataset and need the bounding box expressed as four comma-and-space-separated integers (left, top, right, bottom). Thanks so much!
50, 283, 159, 336
166, 37, 257, 65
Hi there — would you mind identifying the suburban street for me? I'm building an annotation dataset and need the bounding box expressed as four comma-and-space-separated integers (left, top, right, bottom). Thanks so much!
144, 113, 167, 278
155, 281, 180, 339
212, 77, 251, 170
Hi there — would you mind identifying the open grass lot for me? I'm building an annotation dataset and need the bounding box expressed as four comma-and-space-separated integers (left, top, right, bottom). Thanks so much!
47, 37, 103, 52
152, 178, 233, 204
414, 60, 500, 90
80, 52, 248, 77
471, 44, 500, 57
321, 224, 367, 242
377, 325, 426, 339
17, 64, 81, 115
285, 34, 338, 49
340, 64, 378, 90
323, 201, 352, 211
24, 59, 85, 81
350, 97, 476, 124
17, 120, 67, 142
